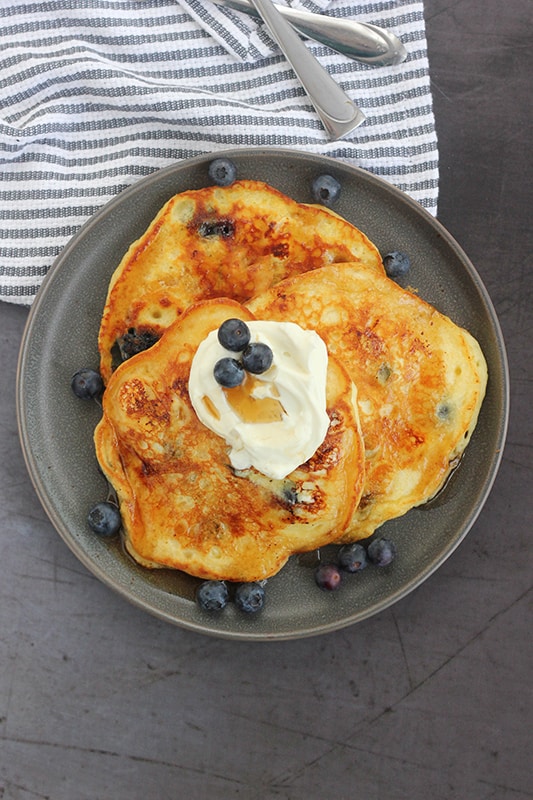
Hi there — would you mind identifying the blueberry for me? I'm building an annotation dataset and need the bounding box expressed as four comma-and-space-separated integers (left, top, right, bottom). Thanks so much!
311, 174, 341, 207
87, 501, 121, 537
382, 251, 411, 279
314, 563, 342, 591
71, 368, 104, 400
196, 580, 229, 612
117, 328, 159, 360
338, 542, 368, 573
436, 402, 452, 421
282, 483, 299, 505
242, 342, 273, 374
198, 219, 235, 238
208, 158, 237, 187
367, 537, 397, 567
234, 582, 266, 613
218, 318, 251, 352
214, 357, 245, 388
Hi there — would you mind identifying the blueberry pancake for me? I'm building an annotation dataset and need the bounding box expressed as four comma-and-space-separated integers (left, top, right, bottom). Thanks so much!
98, 180, 383, 383
247, 262, 488, 540
94, 298, 366, 582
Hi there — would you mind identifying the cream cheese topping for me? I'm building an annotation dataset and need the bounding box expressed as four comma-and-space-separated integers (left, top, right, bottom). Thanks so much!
188, 320, 330, 480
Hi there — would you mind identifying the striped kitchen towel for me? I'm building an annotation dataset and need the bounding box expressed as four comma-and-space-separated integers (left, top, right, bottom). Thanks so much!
0, 0, 439, 305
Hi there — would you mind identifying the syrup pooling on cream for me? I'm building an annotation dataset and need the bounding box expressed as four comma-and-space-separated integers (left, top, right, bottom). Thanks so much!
188, 321, 330, 480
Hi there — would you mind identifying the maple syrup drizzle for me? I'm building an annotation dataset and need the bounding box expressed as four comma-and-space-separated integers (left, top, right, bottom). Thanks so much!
224, 373, 285, 424
202, 394, 221, 420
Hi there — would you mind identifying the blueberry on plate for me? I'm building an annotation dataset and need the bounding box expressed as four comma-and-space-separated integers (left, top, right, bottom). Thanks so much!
382, 251, 411, 279
311, 174, 341, 207
208, 157, 237, 187
338, 542, 368, 573
71, 368, 103, 400
196, 580, 229, 612
234, 582, 266, 613
367, 537, 397, 567
314, 563, 342, 591
217, 318, 251, 352
87, 501, 121, 537
242, 342, 273, 374
214, 357, 245, 388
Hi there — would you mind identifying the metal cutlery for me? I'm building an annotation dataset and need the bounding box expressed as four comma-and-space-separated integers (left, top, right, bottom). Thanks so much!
244, 0, 365, 139
212, 0, 407, 66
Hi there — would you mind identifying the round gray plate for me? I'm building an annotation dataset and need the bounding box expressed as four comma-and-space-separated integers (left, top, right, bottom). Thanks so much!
17, 148, 509, 640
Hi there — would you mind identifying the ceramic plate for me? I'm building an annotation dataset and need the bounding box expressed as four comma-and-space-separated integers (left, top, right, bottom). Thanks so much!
17, 148, 509, 640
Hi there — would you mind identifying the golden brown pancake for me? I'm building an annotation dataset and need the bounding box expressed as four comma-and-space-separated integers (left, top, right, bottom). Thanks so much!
94, 298, 366, 581
98, 179, 384, 383
247, 262, 488, 540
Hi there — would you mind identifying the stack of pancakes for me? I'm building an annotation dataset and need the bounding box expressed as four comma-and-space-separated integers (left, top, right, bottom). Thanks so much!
94, 180, 487, 582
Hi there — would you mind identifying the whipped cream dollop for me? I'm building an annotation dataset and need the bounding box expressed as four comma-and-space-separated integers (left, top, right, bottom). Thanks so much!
188, 320, 330, 480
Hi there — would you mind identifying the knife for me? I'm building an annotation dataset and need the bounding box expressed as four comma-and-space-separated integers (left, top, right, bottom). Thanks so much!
211, 0, 407, 66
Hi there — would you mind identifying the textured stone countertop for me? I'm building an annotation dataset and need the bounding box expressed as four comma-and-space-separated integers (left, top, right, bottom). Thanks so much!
1, 1, 531, 797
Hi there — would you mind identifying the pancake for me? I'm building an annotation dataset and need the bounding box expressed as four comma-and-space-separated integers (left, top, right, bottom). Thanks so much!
97, 179, 384, 383
247, 262, 488, 540
94, 298, 366, 582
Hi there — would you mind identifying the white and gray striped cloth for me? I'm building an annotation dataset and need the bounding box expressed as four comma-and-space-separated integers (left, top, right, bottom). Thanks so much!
0, 0, 439, 305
